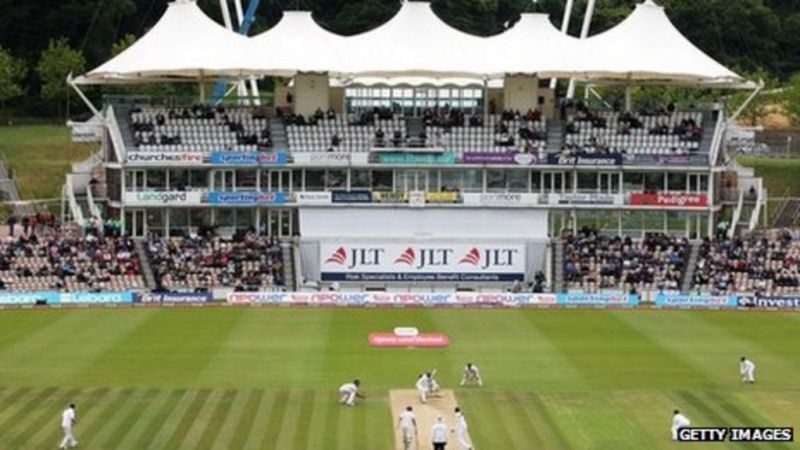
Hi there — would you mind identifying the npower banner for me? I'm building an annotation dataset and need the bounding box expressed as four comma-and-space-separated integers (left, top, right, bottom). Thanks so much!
227, 292, 557, 306
319, 242, 526, 282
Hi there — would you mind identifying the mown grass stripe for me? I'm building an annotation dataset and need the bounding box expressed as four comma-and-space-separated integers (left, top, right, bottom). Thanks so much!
99, 388, 162, 448
115, 390, 185, 448
195, 388, 237, 450
176, 389, 224, 450
0, 388, 33, 427
335, 394, 353, 450
207, 389, 249, 449
502, 390, 547, 449
0, 387, 59, 435
525, 391, 573, 449
473, 390, 518, 448
675, 391, 759, 450
76, 388, 136, 443
20, 387, 109, 449
230, 389, 266, 449
87, 388, 155, 446
272, 389, 305, 449
305, 391, 337, 450
353, 392, 371, 450
134, 389, 190, 449
260, 389, 291, 450
163, 388, 212, 450
292, 390, 315, 450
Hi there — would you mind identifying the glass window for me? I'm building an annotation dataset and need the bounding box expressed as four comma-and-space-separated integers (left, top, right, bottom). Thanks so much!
698, 174, 709, 192
351, 170, 371, 189
238, 169, 257, 189
217, 208, 234, 227
189, 170, 207, 189
644, 173, 664, 192
508, 170, 529, 192
372, 170, 393, 191
668, 173, 687, 191
305, 170, 324, 191
169, 209, 188, 234
325, 170, 347, 189
486, 170, 507, 191
623, 172, 643, 192
293, 170, 303, 191
147, 170, 166, 189
577, 172, 597, 191
190, 208, 210, 228
463, 169, 483, 192
531, 171, 541, 191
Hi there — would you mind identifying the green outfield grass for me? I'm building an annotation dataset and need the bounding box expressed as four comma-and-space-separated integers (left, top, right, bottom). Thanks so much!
0, 307, 798, 449
0, 125, 94, 201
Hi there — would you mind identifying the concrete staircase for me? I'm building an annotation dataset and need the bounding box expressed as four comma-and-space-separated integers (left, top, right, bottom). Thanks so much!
269, 118, 289, 150
114, 104, 137, 151
546, 118, 563, 153
699, 111, 716, 155
680, 241, 701, 293
551, 239, 565, 293
134, 239, 158, 291
280, 241, 296, 290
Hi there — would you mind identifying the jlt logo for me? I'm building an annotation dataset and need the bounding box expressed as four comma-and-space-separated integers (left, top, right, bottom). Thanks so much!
395, 248, 453, 269
326, 246, 519, 270
325, 247, 386, 268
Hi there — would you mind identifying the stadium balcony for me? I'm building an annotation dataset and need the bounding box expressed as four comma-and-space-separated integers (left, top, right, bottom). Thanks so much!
692, 231, 800, 294
129, 105, 272, 153
146, 231, 285, 292
562, 109, 703, 156
563, 228, 688, 294
0, 233, 145, 293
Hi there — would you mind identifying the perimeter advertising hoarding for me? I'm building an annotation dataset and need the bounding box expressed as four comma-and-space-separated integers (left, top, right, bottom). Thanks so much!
630, 193, 708, 208
737, 295, 800, 309
461, 152, 538, 165
124, 191, 203, 206
654, 293, 737, 307
208, 151, 288, 165
139, 292, 213, 303
462, 193, 540, 207
0, 292, 134, 305
557, 293, 639, 306
319, 242, 526, 282
226, 292, 559, 306
126, 152, 205, 165
205, 191, 285, 205
546, 153, 623, 166
377, 152, 456, 165
292, 153, 369, 166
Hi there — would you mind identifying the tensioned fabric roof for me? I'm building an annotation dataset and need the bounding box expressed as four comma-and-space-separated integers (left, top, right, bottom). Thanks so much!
80, 0, 744, 86
572, 0, 742, 84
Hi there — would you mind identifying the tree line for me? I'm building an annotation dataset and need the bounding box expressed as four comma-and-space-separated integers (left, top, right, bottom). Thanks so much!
0, 0, 798, 122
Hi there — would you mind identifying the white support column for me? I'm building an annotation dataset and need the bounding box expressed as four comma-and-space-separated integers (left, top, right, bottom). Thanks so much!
567, 0, 597, 99
550, 0, 575, 90
483, 78, 489, 121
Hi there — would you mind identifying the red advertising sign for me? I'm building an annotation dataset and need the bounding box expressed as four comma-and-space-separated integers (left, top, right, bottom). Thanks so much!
368, 332, 450, 347
630, 193, 708, 207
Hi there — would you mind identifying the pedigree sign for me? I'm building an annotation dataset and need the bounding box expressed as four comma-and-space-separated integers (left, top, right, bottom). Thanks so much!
630, 193, 708, 208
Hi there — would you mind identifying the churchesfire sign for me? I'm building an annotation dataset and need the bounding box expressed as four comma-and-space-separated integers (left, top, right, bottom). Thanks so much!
319, 242, 526, 282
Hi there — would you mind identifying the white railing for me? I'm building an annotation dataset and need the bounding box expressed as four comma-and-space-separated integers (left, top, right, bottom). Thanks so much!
106, 105, 127, 163
748, 179, 765, 232
709, 110, 725, 166
85, 183, 102, 220
65, 175, 86, 228
728, 188, 745, 239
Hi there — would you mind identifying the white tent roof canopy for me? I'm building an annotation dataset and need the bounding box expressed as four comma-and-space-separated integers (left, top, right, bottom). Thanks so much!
79, 0, 746, 87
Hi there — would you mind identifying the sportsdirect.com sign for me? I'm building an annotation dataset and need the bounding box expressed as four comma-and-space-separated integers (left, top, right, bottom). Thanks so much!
319, 242, 526, 282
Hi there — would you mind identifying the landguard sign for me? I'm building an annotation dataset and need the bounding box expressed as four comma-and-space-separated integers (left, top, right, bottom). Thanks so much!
319, 242, 526, 282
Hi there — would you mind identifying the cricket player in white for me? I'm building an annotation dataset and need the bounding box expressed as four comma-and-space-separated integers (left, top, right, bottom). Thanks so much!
740, 356, 756, 383
453, 407, 472, 450
397, 406, 417, 450
460, 363, 483, 387
416, 373, 430, 404
671, 409, 690, 440
59, 403, 78, 449
431, 416, 449, 450
338, 379, 363, 406
428, 370, 441, 397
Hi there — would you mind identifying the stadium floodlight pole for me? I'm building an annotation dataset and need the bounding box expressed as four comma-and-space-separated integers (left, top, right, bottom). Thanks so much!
549, 0, 575, 90
566, 0, 597, 99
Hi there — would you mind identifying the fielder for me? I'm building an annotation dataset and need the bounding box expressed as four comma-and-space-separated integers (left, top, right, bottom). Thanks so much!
416, 373, 430, 404
740, 356, 756, 383
59, 403, 78, 449
671, 409, 690, 441
396, 406, 418, 450
460, 363, 483, 387
453, 407, 473, 450
338, 379, 364, 406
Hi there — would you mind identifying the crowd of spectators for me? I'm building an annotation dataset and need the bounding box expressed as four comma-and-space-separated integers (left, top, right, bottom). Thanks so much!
693, 231, 800, 294
0, 230, 144, 292
564, 228, 688, 293
147, 230, 285, 292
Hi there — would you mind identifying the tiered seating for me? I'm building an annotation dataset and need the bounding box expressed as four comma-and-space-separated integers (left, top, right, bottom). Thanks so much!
130, 106, 271, 152
426, 115, 546, 155
564, 228, 688, 293
287, 113, 405, 152
0, 234, 145, 292
564, 110, 702, 155
693, 232, 800, 294
147, 232, 285, 291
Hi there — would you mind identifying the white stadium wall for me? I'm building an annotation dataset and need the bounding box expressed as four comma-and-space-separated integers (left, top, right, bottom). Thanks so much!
294, 74, 330, 116
298, 208, 549, 285
503, 75, 539, 113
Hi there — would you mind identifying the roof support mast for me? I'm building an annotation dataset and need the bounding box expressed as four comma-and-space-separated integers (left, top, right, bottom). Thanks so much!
567, 0, 596, 99
549, 0, 574, 90
213, 0, 262, 106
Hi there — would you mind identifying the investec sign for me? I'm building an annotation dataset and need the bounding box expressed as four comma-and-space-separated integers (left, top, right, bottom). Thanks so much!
319, 242, 525, 282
